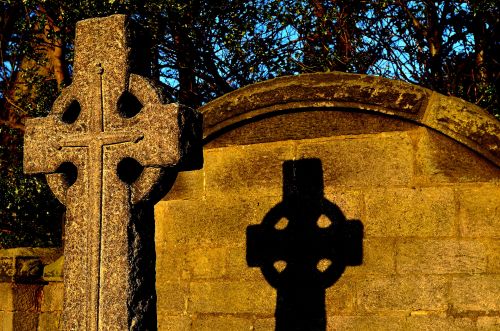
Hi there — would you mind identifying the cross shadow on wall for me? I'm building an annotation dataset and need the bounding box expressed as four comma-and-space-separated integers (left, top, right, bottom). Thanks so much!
247, 158, 363, 331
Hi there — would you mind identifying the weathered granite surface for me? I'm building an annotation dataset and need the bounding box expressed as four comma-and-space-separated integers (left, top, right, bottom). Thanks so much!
24, 15, 201, 330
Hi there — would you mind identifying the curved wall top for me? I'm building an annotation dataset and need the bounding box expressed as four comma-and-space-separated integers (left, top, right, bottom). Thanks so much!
199, 72, 500, 167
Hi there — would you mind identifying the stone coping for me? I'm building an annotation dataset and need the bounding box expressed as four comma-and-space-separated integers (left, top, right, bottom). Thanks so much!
199, 72, 500, 167
0, 247, 62, 283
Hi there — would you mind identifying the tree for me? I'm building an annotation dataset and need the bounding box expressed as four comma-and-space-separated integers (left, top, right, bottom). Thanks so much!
1, 0, 498, 247
370, 0, 499, 114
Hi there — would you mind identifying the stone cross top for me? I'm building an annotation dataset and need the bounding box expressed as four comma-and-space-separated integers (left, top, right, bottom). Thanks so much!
24, 15, 200, 330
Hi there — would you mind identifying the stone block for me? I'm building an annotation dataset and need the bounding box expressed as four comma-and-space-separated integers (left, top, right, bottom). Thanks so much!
41, 282, 64, 313
0, 255, 43, 283
485, 239, 500, 273
328, 315, 407, 331
296, 132, 414, 187
186, 247, 227, 279
9, 312, 38, 331
41, 283, 63, 312
188, 281, 275, 314
156, 246, 187, 282
155, 195, 279, 247
225, 245, 269, 281
412, 127, 500, 184
240, 192, 285, 226
155, 201, 182, 246
155, 200, 239, 247
396, 239, 488, 274
0, 248, 61, 264
323, 189, 364, 221
253, 318, 275, 330
162, 169, 204, 201
477, 316, 500, 330
458, 185, 500, 237
343, 238, 396, 276
42, 256, 63, 282
191, 315, 252, 330
0, 257, 13, 282
204, 142, 295, 195
357, 275, 448, 312
157, 315, 191, 331
155, 200, 207, 246
11, 284, 42, 313
424, 92, 500, 166
0, 283, 13, 311
365, 187, 456, 237
14, 257, 43, 283
325, 275, 358, 315
0, 312, 13, 331
38, 312, 61, 331
156, 281, 188, 314
405, 315, 475, 330
450, 275, 500, 312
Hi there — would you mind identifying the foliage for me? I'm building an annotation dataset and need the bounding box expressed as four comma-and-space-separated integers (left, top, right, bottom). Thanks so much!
0, 0, 498, 247
0, 125, 64, 247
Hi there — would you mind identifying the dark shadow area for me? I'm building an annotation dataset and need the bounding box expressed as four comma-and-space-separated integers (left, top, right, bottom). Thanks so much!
56, 161, 78, 187
117, 91, 143, 119
203, 107, 418, 147
247, 158, 363, 331
117, 157, 144, 184
61, 100, 81, 124
128, 200, 157, 330
178, 104, 204, 171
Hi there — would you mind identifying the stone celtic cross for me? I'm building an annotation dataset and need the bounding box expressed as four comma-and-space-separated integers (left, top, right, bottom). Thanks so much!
24, 15, 200, 330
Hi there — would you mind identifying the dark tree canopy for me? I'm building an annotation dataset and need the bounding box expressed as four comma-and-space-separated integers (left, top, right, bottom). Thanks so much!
1, 0, 499, 247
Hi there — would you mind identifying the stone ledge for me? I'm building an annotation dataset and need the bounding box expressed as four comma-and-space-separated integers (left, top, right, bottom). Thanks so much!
43, 256, 63, 282
0, 248, 61, 283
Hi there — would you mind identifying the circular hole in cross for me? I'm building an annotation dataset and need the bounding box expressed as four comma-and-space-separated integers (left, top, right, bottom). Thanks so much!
56, 162, 78, 187
317, 215, 332, 228
273, 260, 287, 273
316, 258, 332, 272
117, 91, 143, 118
274, 217, 289, 230
61, 100, 81, 124
117, 157, 144, 184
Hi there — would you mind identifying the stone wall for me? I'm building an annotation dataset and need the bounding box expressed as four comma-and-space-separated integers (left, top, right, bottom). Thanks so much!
1, 73, 499, 330
0, 248, 61, 330
154, 73, 500, 330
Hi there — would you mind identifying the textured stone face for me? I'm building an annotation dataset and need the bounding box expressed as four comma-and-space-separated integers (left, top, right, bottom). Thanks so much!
23, 15, 200, 330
